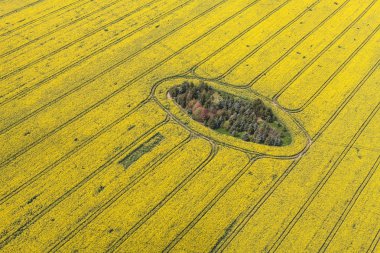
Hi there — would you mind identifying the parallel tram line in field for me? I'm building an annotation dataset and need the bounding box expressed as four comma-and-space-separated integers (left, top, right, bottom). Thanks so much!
0, 0, 89, 37
214, 0, 322, 80
1, 1, 378, 251
0, 98, 152, 205
0, 0, 190, 104
271, 0, 379, 100
0, 0, 289, 246
188, 0, 377, 98
1, 0, 312, 171
0, 0, 219, 119
0, 0, 163, 78
0, 115, 170, 248
0, 0, 129, 55
189, 0, 377, 94
207, 60, 380, 252
188, 0, 290, 76
269, 103, 380, 252
187, 0, 378, 105
319, 156, 380, 252
0, 0, 259, 110
367, 229, 380, 253
278, 23, 380, 113
47, 132, 194, 252
310, 58, 380, 141
0, 0, 228, 167
0, 0, 278, 167
0, 0, 300, 143
104, 142, 218, 252
246, 0, 377, 87
191, 0, 351, 81
0, 0, 291, 215
161, 156, 259, 252
0, 0, 46, 19
0, 0, 291, 113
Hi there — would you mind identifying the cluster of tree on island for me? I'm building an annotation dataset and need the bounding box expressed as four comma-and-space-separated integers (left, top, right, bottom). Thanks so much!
168, 81, 291, 146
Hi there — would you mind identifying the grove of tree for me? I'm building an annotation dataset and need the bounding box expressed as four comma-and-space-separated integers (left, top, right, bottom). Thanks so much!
168, 81, 291, 146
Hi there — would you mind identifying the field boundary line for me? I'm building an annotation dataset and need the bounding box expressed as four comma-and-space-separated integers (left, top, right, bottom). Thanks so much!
319, 156, 380, 252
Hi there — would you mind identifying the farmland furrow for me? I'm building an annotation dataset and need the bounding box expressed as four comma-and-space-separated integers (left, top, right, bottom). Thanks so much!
0, 0, 221, 116
0, 0, 133, 57
162, 155, 257, 252
0, 0, 146, 56
238, 1, 363, 88
0, 0, 275, 211
293, 57, 380, 137
111, 148, 251, 252
223, 0, 358, 88
325, 171, 380, 252
1, 0, 378, 252
189, 0, 290, 76
367, 230, 380, 253
224, 0, 355, 87
307, 60, 380, 141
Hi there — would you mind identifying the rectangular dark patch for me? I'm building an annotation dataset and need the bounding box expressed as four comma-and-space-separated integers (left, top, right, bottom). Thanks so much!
119, 132, 164, 169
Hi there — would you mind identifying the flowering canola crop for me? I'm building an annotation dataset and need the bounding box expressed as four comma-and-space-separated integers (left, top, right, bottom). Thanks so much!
0, 0, 379, 252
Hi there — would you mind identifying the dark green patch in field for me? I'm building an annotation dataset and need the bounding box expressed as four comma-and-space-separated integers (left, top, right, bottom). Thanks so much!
211, 218, 237, 252
119, 133, 164, 169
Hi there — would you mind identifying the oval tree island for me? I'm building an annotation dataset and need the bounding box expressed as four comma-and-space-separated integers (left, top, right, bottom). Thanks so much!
168, 81, 291, 146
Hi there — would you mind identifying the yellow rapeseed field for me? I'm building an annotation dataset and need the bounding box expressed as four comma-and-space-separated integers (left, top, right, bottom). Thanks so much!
0, 0, 379, 252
